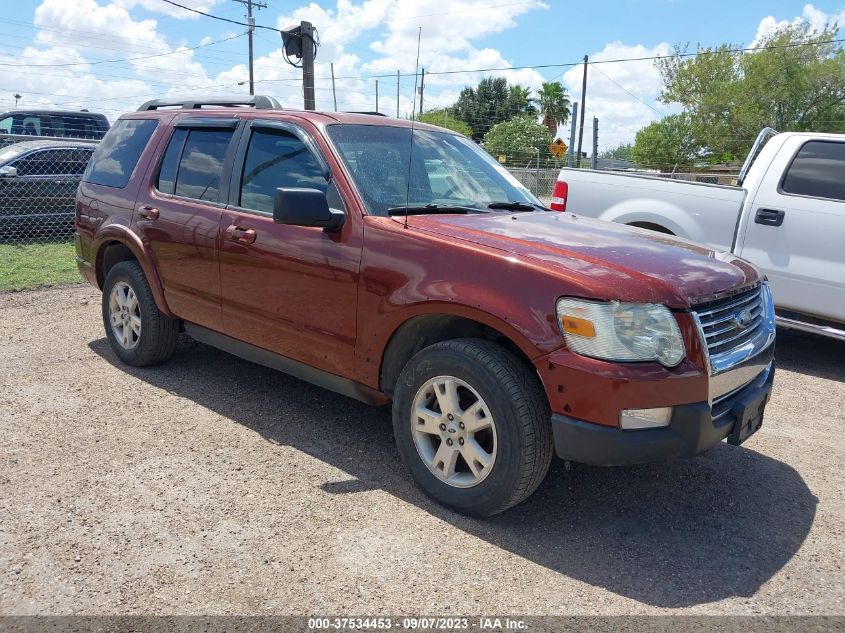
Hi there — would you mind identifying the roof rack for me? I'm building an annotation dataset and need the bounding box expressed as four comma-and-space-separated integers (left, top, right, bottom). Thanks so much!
346, 111, 387, 116
137, 96, 282, 112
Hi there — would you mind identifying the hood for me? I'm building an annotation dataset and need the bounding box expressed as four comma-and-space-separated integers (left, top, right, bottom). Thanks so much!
408, 211, 759, 307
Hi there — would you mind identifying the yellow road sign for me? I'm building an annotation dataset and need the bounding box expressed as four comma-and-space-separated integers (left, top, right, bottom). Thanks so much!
549, 138, 567, 158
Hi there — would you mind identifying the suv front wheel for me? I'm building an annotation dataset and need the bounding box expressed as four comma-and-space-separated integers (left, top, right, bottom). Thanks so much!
392, 338, 553, 516
102, 261, 179, 366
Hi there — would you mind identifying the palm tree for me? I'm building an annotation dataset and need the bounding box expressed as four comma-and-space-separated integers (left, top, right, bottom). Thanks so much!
536, 82, 571, 138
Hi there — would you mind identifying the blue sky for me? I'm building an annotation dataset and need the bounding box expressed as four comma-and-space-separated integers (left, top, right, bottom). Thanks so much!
2, 0, 844, 147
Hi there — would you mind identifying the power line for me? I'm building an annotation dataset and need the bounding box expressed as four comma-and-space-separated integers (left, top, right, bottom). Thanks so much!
316, 36, 845, 83
0, 32, 246, 68
159, 0, 279, 31
589, 63, 663, 115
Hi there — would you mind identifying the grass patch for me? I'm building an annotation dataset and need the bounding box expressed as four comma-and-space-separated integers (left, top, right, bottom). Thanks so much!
0, 241, 82, 291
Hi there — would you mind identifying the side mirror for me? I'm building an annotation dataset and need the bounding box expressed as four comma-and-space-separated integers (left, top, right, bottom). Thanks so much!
0, 166, 17, 178
273, 187, 345, 231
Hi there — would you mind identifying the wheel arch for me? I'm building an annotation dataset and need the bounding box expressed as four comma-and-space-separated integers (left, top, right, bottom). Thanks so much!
626, 221, 675, 235
93, 225, 173, 316
378, 312, 543, 398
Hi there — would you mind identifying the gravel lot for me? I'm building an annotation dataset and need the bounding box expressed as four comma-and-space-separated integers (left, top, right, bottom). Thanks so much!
1, 285, 843, 616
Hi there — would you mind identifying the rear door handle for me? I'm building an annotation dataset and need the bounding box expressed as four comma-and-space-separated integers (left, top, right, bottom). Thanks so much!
754, 208, 785, 227
225, 224, 257, 244
138, 205, 159, 220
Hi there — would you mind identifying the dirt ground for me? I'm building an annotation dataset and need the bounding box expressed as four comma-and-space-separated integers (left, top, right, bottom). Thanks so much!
1, 285, 843, 616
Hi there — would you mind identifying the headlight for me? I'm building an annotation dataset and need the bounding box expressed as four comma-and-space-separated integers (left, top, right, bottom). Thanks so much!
556, 298, 685, 367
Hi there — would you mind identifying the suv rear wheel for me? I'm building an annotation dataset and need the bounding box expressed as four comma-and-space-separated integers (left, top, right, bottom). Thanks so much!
102, 261, 179, 366
392, 338, 553, 516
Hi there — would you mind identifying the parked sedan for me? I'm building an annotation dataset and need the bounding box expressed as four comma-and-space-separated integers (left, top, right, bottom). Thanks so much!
0, 140, 95, 238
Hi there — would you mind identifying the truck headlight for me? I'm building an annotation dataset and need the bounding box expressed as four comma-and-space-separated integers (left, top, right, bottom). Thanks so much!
556, 298, 685, 367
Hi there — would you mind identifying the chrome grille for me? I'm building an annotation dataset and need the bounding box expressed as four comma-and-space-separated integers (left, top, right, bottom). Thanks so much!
693, 285, 765, 356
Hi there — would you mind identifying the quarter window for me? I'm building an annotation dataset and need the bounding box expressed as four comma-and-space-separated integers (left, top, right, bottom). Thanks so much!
781, 141, 845, 202
239, 128, 330, 214
83, 119, 157, 188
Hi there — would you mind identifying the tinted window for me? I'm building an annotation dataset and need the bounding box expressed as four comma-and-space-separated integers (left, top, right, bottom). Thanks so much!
49, 116, 104, 139
156, 128, 187, 195
13, 148, 93, 176
83, 119, 157, 188
174, 129, 233, 202
15, 116, 42, 136
239, 128, 328, 214
782, 141, 845, 202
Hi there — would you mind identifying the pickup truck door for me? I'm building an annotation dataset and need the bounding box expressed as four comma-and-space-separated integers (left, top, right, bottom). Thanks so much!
218, 119, 362, 378
737, 138, 845, 323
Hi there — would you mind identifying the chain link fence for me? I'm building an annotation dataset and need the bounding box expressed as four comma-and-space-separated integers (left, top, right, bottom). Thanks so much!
0, 134, 98, 244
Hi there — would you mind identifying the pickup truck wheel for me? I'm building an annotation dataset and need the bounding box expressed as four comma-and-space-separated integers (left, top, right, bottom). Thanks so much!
392, 338, 553, 516
102, 261, 179, 367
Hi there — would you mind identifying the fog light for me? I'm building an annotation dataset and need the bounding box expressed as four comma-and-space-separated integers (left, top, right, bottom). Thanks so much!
620, 407, 673, 430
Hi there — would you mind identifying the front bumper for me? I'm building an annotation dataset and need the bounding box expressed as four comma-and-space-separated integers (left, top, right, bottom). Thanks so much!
551, 359, 775, 466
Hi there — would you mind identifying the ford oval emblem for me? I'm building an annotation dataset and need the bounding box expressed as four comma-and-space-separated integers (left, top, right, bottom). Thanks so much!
734, 308, 754, 329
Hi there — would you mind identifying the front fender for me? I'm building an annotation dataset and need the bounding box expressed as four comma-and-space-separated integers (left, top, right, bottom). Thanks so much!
92, 223, 173, 317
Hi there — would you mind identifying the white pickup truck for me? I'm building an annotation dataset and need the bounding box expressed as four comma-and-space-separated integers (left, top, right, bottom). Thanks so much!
552, 128, 845, 341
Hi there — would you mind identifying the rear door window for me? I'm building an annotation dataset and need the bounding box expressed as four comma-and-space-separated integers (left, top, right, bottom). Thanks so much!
83, 119, 157, 188
781, 141, 845, 202
169, 129, 233, 202
13, 149, 90, 176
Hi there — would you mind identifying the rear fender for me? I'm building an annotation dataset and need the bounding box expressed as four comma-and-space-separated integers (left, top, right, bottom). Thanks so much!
93, 223, 173, 317
598, 200, 692, 240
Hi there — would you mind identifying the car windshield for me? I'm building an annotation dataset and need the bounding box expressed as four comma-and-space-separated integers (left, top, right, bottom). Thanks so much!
325, 124, 540, 216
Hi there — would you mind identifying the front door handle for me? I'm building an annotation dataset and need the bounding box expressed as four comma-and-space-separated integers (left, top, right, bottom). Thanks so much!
754, 208, 785, 227
138, 205, 159, 220
225, 225, 257, 244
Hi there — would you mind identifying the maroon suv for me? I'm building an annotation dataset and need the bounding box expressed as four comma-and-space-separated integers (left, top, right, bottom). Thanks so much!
75, 97, 776, 516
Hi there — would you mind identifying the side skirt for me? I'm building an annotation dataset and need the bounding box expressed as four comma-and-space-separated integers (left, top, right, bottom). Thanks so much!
184, 322, 389, 406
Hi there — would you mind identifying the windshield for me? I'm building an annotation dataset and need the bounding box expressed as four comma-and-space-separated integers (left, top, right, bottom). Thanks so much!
325, 124, 539, 216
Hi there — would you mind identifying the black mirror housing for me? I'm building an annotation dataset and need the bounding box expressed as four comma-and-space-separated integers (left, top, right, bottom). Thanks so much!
273, 187, 345, 231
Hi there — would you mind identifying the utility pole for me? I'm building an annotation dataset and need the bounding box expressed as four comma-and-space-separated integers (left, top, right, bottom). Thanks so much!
396, 70, 400, 118
330, 62, 337, 111
567, 102, 578, 167
375, 79, 379, 113
591, 117, 598, 170
301, 21, 316, 110
418, 68, 425, 116
576, 55, 588, 167
232, 0, 267, 96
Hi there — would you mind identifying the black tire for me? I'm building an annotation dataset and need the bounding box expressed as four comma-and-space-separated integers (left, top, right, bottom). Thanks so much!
101, 261, 179, 367
392, 338, 553, 516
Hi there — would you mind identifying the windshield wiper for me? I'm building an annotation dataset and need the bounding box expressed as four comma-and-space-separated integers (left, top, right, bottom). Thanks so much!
387, 204, 485, 216
487, 201, 545, 212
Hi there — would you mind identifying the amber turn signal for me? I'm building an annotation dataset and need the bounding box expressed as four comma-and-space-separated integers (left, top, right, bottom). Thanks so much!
560, 315, 596, 338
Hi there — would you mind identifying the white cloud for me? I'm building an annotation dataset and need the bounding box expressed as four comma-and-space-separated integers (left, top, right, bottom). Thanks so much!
113, 0, 225, 19
751, 3, 845, 45
562, 41, 674, 150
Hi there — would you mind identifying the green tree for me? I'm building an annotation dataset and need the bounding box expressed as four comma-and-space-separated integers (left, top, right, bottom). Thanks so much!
482, 115, 553, 162
599, 143, 634, 161
631, 113, 701, 171
454, 77, 536, 140
535, 81, 571, 137
657, 21, 845, 160
507, 85, 537, 117
417, 109, 473, 136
